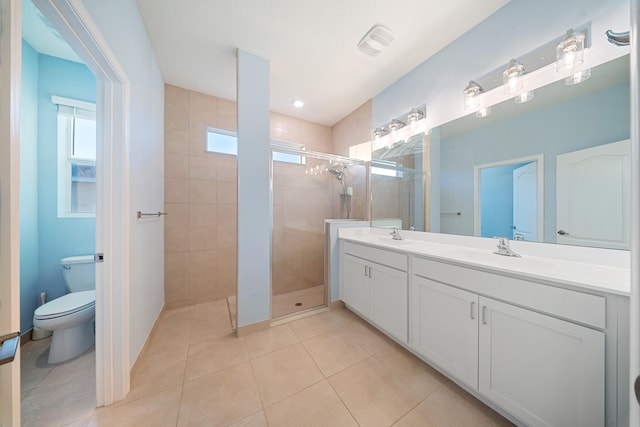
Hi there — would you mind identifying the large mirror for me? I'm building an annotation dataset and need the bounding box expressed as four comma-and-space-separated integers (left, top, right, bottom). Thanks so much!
371, 54, 630, 250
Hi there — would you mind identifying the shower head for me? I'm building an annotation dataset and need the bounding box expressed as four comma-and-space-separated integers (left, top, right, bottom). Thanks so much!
328, 168, 344, 180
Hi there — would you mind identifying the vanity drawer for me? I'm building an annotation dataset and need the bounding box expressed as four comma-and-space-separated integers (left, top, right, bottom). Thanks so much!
413, 257, 606, 329
342, 241, 408, 271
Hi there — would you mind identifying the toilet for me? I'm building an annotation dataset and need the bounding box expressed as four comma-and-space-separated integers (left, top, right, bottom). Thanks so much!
33, 255, 96, 364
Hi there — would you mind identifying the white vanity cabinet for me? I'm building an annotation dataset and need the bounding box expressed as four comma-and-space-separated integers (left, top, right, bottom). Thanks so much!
412, 276, 479, 389
411, 257, 606, 427
340, 242, 408, 342
478, 296, 604, 427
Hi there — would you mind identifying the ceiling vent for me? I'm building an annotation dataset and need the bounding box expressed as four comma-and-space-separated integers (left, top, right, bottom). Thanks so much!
357, 25, 395, 57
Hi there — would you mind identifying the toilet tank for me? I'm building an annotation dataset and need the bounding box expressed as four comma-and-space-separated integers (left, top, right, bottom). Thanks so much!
60, 255, 96, 292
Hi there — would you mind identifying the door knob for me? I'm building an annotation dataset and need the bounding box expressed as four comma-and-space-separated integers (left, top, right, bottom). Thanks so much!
557, 230, 570, 236
0, 332, 20, 366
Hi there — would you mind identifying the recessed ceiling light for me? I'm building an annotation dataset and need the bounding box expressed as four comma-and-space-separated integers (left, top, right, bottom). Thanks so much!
292, 99, 304, 108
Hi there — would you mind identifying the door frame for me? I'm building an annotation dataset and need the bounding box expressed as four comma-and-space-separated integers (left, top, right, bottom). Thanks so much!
0, 0, 23, 424
473, 154, 544, 241
630, 0, 640, 424
33, 0, 131, 406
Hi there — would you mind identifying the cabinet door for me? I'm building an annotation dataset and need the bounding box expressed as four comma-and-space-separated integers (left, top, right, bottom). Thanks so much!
369, 263, 408, 342
341, 254, 370, 317
411, 277, 479, 388
478, 297, 604, 427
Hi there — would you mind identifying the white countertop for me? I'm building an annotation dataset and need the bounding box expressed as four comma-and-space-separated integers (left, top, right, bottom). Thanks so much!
339, 227, 630, 296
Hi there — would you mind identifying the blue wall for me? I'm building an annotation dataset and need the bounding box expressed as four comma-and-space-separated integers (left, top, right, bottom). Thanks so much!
37, 54, 96, 303
19, 48, 96, 333
20, 40, 40, 333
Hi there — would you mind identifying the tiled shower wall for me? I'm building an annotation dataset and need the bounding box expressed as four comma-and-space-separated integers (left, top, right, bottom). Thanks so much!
164, 85, 333, 307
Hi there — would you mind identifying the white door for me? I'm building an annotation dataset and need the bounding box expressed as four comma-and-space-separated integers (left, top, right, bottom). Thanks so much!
0, 0, 22, 424
512, 162, 537, 241
369, 263, 407, 343
340, 254, 370, 317
556, 140, 630, 249
478, 297, 604, 427
411, 277, 478, 389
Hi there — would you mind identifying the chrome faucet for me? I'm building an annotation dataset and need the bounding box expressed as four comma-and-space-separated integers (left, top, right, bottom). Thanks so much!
390, 227, 404, 240
494, 237, 520, 257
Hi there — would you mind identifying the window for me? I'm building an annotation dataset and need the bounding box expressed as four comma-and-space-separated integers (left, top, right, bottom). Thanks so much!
371, 160, 404, 178
54, 96, 97, 217
206, 128, 237, 155
349, 142, 403, 177
206, 128, 305, 164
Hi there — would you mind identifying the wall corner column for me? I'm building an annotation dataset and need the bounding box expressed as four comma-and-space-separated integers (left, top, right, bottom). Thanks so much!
236, 49, 271, 331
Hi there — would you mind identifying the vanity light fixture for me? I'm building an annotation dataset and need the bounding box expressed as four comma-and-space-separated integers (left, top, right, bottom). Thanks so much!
372, 127, 389, 141
406, 108, 425, 127
476, 106, 492, 118
556, 29, 591, 86
503, 59, 525, 95
514, 90, 535, 104
565, 69, 591, 86
388, 119, 406, 132
556, 29, 585, 73
387, 119, 406, 144
463, 80, 483, 111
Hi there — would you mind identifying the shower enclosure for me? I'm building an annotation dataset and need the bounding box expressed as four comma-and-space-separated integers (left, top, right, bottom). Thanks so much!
271, 146, 366, 318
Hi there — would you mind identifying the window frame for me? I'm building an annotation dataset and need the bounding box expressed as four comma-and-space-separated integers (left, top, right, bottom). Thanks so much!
54, 96, 97, 218
205, 127, 306, 165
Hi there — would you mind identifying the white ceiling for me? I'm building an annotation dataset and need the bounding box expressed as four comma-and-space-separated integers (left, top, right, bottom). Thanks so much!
22, 0, 81, 63
136, 0, 509, 126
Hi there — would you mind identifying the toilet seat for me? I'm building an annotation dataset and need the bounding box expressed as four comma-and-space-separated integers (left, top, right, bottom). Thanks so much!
34, 290, 95, 320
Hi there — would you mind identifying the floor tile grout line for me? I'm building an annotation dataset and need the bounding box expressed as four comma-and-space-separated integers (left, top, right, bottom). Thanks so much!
247, 356, 268, 412
299, 324, 371, 378
259, 376, 327, 412
324, 362, 366, 427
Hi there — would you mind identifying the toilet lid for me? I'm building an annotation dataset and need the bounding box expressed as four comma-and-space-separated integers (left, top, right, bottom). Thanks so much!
34, 290, 95, 320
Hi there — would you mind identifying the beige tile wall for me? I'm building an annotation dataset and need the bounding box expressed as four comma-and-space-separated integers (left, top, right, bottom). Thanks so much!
331, 100, 372, 157
272, 159, 367, 297
331, 100, 372, 221
164, 85, 334, 307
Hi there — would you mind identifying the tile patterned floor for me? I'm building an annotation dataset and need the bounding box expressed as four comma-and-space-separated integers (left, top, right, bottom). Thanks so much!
21, 300, 515, 426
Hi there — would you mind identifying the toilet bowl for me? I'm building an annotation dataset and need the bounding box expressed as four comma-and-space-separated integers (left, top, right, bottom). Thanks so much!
33, 255, 96, 364
34, 290, 95, 363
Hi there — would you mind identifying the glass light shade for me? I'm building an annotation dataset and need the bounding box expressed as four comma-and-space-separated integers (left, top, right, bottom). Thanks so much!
515, 91, 535, 104
372, 127, 388, 142
406, 108, 424, 127
463, 81, 482, 110
556, 29, 585, 73
565, 68, 591, 85
388, 119, 405, 132
476, 106, 492, 118
503, 59, 524, 95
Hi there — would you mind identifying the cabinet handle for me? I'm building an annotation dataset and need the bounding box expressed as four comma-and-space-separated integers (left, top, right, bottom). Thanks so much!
482, 306, 487, 325
470, 301, 475, 319
364, 265, 368, 277
368, 266, 373, 278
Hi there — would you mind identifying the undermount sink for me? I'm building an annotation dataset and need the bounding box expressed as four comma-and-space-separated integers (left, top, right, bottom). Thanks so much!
459, 250, 558, 272
368, 236, 415, 245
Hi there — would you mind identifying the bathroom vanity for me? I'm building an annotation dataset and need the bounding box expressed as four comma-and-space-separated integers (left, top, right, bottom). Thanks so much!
338, 227, 630, 427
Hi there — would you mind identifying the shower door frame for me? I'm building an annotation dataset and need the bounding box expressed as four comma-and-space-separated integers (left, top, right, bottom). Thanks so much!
269, 145, 366, 318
